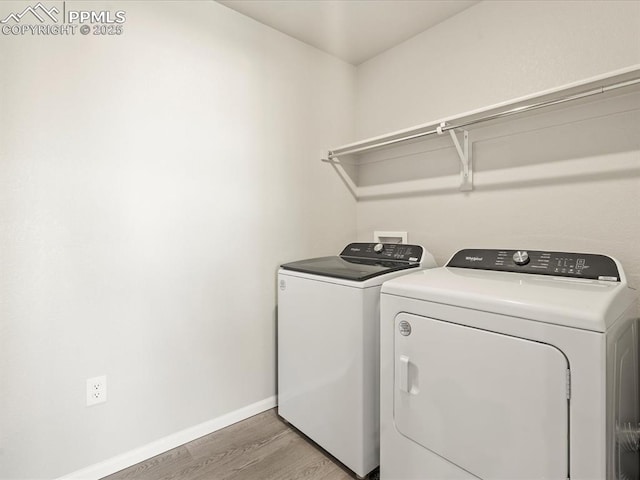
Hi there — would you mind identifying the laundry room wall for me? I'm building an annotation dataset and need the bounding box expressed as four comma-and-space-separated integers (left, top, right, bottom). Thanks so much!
353, 0, 640, 297
0, 1, 355, 478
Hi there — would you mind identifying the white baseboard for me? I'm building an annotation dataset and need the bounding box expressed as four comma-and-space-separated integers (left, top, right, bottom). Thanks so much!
58, 396, 277, 480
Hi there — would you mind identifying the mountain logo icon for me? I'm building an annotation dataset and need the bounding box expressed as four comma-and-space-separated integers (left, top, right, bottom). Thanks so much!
1, 2, 59, 24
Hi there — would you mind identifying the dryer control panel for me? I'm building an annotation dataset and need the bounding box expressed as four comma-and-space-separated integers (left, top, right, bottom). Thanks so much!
447, 249, 620, 281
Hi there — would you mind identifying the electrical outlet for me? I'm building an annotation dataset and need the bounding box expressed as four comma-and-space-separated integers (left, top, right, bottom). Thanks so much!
86, 375, 107, 406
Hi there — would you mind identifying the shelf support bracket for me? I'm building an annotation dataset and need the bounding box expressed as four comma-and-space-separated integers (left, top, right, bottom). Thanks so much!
321, 156, 358, 200
438, 122, 473, 191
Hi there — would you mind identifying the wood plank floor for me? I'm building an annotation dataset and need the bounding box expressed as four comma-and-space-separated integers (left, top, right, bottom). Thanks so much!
102, 409, 377, 480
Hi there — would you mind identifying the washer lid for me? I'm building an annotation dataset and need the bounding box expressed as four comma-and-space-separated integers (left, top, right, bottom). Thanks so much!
381, 267, 637, 332
280, 242, 425, 282
280, 255, 419, 282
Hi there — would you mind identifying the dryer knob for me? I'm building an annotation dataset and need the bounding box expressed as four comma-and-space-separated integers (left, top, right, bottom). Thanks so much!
513, 250, 530, 266
374, 243, 384, 253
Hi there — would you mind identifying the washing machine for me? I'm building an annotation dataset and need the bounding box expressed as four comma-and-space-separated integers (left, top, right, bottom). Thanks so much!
278, 242, 437, 478
380, 248, 639, 480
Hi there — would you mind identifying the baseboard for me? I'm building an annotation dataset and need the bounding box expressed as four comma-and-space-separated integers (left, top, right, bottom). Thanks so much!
58, 396, 277, 480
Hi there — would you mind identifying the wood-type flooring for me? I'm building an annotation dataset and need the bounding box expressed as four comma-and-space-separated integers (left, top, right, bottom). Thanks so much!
102, 408, 373, 480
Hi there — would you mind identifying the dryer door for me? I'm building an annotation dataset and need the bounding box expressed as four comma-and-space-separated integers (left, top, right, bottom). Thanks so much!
394, 313, 569, 479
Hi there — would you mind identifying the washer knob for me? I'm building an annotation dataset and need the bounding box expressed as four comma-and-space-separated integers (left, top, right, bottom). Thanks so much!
513, 251, 530, 266
374, 243, 384, 253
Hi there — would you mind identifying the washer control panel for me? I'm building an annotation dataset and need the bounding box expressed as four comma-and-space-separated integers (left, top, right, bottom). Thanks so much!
447, 249, 620, 281
340, 243, 423, 263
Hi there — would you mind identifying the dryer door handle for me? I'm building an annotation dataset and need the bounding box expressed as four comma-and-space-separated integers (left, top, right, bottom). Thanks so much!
399, 355, 410, 393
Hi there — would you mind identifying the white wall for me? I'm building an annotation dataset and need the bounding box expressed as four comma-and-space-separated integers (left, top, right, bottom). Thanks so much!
354, 1, 640, 293
356, 0, 640, 139
0, 1, 356, 478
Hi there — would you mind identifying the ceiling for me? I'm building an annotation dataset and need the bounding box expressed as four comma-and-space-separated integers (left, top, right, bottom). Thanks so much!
216, 0, 479, 65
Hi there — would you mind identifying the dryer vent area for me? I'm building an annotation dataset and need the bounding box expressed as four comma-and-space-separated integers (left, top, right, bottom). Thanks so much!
616, 421, 639, 480
611, 316, 639, 480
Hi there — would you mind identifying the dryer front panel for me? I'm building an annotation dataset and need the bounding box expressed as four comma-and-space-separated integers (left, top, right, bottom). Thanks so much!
394, 313, 569, 479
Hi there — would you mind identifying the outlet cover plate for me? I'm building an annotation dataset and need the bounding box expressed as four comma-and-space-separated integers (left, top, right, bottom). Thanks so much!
86, 375, 107, 406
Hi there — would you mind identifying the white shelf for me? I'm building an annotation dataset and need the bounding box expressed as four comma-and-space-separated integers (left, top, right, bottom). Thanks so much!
323, 65, 640, 198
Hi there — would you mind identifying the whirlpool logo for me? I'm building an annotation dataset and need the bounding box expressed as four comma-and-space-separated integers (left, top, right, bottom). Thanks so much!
1, 2, 126, 36
465, 256, 483, 262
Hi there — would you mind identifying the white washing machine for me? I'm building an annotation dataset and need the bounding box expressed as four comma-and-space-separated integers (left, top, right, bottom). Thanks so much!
380, 249, 639, 480
278, 242, 437, 478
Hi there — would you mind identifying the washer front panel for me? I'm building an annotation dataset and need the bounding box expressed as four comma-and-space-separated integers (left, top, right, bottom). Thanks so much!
277, 272, 381, 476
394, 312, 569, 479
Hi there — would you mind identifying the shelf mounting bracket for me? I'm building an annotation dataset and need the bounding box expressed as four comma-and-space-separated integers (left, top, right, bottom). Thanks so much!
437, 122, 473, 191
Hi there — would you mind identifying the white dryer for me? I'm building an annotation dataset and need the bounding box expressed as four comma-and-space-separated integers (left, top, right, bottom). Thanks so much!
278, 243, 437, 478
380, 249, 639, 480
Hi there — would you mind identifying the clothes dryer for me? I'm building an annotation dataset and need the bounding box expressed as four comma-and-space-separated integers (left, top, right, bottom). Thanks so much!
278, 243, 437, 478
380, 249, 639, 480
